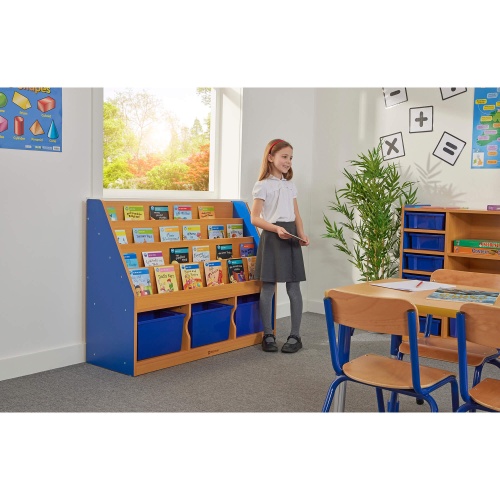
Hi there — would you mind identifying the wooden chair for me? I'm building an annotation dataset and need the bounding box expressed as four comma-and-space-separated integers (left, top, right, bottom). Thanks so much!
322, 289, 459, 412
456, 303, 500, 412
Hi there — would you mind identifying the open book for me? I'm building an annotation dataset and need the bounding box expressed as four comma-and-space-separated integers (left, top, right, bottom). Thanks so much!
370, 280, 456, 292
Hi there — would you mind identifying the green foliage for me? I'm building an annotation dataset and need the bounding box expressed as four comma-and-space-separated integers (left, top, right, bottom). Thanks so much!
143, 161, 190, 190
322, 145, 418, 281
103, 158, 133, 188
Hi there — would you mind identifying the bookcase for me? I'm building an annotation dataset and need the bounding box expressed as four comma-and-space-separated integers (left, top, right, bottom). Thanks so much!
400, 207, 500, 337
86, 199, 273, 376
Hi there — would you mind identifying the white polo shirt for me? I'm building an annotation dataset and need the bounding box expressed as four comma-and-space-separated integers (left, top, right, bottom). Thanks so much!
252, 175, 297, 223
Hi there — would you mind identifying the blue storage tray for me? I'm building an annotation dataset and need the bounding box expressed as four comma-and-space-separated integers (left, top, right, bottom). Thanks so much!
189, 302, 233, 348
449, 318, 457, 338
405, 254, 444, 272
405, 212, 445, 230
235, 294, 264, 336
402, 273, 431, 281
137, 310, 185, 361
418, 316, 441, 336
407, 233, 445, 251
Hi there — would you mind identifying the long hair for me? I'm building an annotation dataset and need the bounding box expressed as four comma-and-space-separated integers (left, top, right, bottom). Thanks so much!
257, 139, 294, 181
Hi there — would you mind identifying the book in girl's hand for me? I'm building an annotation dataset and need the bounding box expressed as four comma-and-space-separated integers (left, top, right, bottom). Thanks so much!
107, 207, 117, 221
216, 244, 233, 260
169, 246, 189, 264
115, 229, 128, 244
203, 260, 224, 286
149, 205, 170, 220
192, 245, 211, 262
124, 252, 139, 269
198, 205, 215, 219
124, 205, 145, 220
239, 242, 255, 257
183, 224, 202, 240
173, 205, 192, 219
246, 256, 257, 280
142, 250, 165, 267
154, 265, 179, 293
227, 258, 246, 283
130, 268, 153, 296
159, 226, 180, 242
208, 224, 225, 239
132, 227, 155, 243
179, 263, 203, 290
227, 223, 244, 238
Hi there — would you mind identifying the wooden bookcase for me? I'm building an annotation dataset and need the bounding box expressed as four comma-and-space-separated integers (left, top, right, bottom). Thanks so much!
86, 199, 273, 376
400, 207, 500, 337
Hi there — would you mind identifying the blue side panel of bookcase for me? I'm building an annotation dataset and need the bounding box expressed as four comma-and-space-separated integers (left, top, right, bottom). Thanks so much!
86, 199, 135, 375
233, 200, 260, 245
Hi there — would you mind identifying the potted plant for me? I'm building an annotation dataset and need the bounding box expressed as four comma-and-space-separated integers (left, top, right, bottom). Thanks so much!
322, 145, 418, 281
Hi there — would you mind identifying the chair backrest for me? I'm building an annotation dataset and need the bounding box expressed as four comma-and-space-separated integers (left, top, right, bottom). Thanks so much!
431, 269, 500, 289
458, 303, 500, 348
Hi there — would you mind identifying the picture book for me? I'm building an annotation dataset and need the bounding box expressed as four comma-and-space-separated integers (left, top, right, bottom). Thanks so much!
453, 246, 500, 256
179, 263, 203, 290
192, 245, 211, 262
203, 260, 224, 286
115, 229, 128, 244
173, 205, 192, 219
183, 224, 202, 240
227, 223, 244, 238
123, 252, 139, 269
169, 246, 189, 264
227, 258, 246, 283
124, 205, 145, 221
159, 226, 181, 242
246, 256, 257, 280
208, 224, 225, 239
427, 288, 499, 304
154, 265, 179, 293
106, 206, 117, 221
239, 242, 255, 257
198, 205, 215, 219
132, 227, 155, 243
453, 239, 500, 248
149, 205, 170, 220
142, 250, 165, 267
216, 244, 233, 260
129, 268, 153, 296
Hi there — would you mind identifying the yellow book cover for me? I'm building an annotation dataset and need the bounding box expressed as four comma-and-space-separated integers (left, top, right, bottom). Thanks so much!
154, 265, 179, 293
246, 256, 257, 280
203, 260, 224, 286
123, 205, 145, 220
198, 205, 216, 219
179, 263, 203, 290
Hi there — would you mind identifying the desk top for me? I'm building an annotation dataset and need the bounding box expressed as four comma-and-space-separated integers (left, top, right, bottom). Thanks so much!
329, 278, 500, 318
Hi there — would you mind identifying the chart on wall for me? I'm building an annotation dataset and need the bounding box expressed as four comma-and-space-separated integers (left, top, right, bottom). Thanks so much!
0, 88, 62, 152
471, 87, 499, 169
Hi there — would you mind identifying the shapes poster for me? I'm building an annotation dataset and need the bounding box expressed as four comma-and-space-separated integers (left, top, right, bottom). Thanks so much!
471, 87, 500, 169
0, 88, 62, 152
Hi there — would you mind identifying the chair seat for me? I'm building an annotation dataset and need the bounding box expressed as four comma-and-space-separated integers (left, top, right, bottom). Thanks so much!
470, 378, 500, 411
399, 337, 498, 366
343, 354, 455, 390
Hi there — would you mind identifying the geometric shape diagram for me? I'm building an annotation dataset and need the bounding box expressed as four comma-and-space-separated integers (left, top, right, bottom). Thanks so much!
12, 91, 32, 110
0, 115, 8, 133
14, 116, 24, 135
433, 132, 466, 166
409, 106, 433, 133
382, 88, 408, 108
29, 119, 44, 135
380, 131, 405, 160
440, 88, 467, 100
37, 96, 56, 113
0, 92, 7, 108
47, 120, 59, 139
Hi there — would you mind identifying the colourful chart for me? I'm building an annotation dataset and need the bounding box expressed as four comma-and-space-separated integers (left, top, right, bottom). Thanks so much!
471, 87, 500, 169
0, 87, 62, 152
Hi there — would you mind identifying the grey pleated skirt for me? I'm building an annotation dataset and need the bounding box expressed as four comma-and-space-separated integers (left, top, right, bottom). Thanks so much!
254, 221, 306, 283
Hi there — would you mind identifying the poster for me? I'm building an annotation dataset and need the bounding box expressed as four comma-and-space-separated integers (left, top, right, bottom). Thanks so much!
471, 87, 500, 169
0, 87, 62, 152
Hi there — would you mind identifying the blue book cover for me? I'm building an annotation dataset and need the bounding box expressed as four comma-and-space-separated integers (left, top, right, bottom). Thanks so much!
132, 227, 155, 243
173, 205, 192, 219
240, 242, 255, 257
123, 252, 138, 269
149, 205, 169, 220
208, 224, 225, 239
129, 268, 153, 296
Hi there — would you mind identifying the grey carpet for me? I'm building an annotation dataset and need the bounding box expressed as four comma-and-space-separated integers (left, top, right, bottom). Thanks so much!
1, 312, 497, 412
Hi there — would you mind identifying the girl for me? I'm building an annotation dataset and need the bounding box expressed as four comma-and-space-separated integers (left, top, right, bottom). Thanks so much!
250, 139, 309, 353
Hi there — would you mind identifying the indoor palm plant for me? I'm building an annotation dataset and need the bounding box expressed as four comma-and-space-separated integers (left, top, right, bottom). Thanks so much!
323, 145, 418, 281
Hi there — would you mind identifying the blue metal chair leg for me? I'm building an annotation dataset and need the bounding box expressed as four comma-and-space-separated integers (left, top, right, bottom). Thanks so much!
376, 388, 385, 412
387, 391, 400, 412
322, 376, 347, 412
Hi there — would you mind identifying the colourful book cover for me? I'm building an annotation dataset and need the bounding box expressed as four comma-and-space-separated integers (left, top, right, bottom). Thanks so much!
203, 260, 224, 286
239, 242, 255, 257
173, 205, 192, 219
198, 205, 216, 219
179, 263, 203, 290
208, 224, 225, 239
124, 205, 145, 221
169, 247, 189, 263
246, 256, 257, 280
149, 205, 170, 220
123, 252, 138, 269
115, 229, 128, 244
192, 245, 211, 262
487, 205, 500, 211
216, 244, 233, 259
142, 250, 165, 267
132, 227, 155, 243
428, 288, 499, 304
159, 226, 181, 242
227, 223, 244, 238
453, 246, 500, 256
454, 239, 500, 248
227, 258, 246, 283
183, 224, 202, 240
129, 268, 153, 296
106, 206, 117, 221
154, 265, 179, 293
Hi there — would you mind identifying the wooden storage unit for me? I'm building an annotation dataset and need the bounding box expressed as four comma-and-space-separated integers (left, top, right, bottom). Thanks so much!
86, 199, 272, 376
400, 207, 500, 337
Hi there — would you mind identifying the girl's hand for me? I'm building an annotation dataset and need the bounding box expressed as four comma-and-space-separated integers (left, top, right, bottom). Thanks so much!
276, 226, 292, 239
298, 234, 310, 246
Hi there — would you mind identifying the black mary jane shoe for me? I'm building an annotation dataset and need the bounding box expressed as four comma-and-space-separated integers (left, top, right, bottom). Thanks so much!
262, 333, 278, 352
281, 335, 303, 353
